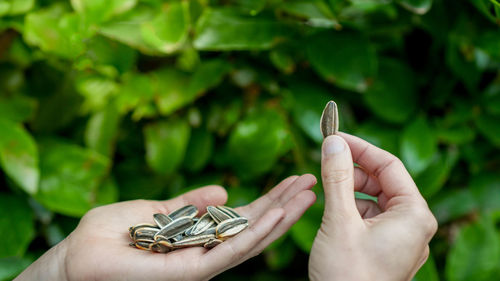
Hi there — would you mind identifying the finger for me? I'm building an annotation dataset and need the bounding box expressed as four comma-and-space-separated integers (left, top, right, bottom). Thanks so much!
355, 199, 381, 219
322, 135, 359, 220
240, 175, 298, 219
201, 208, 285, 278
241, 174, 316, 222
354, 167, 381, 197
338, 132, 421, 200
245, 190, 316, 257
157, 185, 228, 215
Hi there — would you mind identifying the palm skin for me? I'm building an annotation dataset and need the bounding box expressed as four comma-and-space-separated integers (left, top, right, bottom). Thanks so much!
18, 175, 316, 281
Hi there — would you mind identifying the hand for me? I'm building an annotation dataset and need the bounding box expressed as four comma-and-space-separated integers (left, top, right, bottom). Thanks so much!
16, 175, 316, 281
309, 133, 438, 281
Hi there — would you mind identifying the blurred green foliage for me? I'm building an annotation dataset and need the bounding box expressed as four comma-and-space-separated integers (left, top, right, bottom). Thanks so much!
0, 0, 499, 280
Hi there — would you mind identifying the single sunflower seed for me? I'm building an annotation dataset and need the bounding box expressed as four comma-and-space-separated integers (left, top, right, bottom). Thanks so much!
153, 213, 173, 228
155, 216, 193, 240
172, 234, 216, 248
151, 240, 173, 253
168, 205, 198, 220
204, 238, 223, 249
129, 223, 158, 239
320, 100, 339, 138
133, 227, 159, 241
216, 217, 248, 239
207, 206, 240, 223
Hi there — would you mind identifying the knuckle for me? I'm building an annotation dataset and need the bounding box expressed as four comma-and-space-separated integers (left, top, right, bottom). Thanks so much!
412, 204, 438, 237
323, 168, 352, 184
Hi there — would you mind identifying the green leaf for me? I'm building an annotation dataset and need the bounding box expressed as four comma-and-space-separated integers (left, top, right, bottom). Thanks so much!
0, 0, 34, 16
475, 112, 500, 147
0, 95, 36, 123
96, 177, 119, 206
290, 202, 323, 253
75, 74, 119, 113
0, 194, 35, 258
140, 2, 189, 53
307, 30, 377, 92
154, 60, 230, 116
24, 4, 86, 59
398, 0, 433, 14
84, 102, 121, 157
186, 59, 231, 96
287, 81, 334, 143
0, 118, 39, 194
35, 139, 110, 217
71, 0, 137, 24
279, 0, 333, 21
152, 68, 190, 115
115, 158, 166, 200
144, 119, 191, 175
227, 108, 291, 179
183, 127, 214, 172
413, 253, 439, 281
0, 257, 32, 281
436, 124, 476, 145
446, 215, 500, 281
415, 148, 459, 199
470, 173, 500, 213
225, 185, 259, 207
27, 63, 83, 132
430, 189, 477, 224
483, 82, 500, 115
364, 59, 417, 123
81, 36, 138, 74
115, 73, 155, 114
400, 117, 437, 176
99, 6, 159, 54
270, 49, 295, 74
355, 121, 400, 155
193, 8, 288, 50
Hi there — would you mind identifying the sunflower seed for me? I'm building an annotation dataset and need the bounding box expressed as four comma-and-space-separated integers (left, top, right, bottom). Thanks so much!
133, 227, 159, 241
151, 240, 173, 253
129, 223, 158, 239
188, 213, 217, 236
133, 239, 154, 250
155, 216, 193, 240
217, 205, 242, 218
172, 234, 215, 248
153, 213, 172, 228
128, 204, 249, 253
207, 206, 240, 223
320, 100, 339, 138
216, 217, 248, 239
204, 238, 223, 249
168, 205, 198, 220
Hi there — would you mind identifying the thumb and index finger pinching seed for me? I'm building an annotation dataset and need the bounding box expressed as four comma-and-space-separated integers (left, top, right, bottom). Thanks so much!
320, 101, 360, 221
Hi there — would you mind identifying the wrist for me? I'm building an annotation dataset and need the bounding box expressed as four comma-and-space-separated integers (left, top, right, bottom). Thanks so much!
15, 238, 69, 281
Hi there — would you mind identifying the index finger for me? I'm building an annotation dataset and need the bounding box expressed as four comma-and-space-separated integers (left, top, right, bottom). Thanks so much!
338, 132, 421, 200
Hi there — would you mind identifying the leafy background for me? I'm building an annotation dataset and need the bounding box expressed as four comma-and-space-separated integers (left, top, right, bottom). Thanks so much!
0, 0, 499, 280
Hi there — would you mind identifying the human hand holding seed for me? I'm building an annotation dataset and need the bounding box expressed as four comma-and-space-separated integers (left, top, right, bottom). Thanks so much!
16, 176, 316, 281
308, 133, 438, 281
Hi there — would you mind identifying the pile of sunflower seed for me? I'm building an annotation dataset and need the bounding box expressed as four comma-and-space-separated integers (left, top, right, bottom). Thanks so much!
129, 205, 248, 253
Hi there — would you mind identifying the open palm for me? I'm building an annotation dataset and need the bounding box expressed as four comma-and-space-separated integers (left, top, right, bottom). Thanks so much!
62, 175, 316, 281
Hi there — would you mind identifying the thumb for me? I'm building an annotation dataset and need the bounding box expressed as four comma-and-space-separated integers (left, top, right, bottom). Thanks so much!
321, 135, 359, 221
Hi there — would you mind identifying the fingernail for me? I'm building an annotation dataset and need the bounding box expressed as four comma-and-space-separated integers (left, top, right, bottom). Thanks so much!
324, 135, 345, 155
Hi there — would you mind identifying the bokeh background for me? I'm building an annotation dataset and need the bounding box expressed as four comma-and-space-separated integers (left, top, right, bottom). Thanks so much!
1, 0, 500, 280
